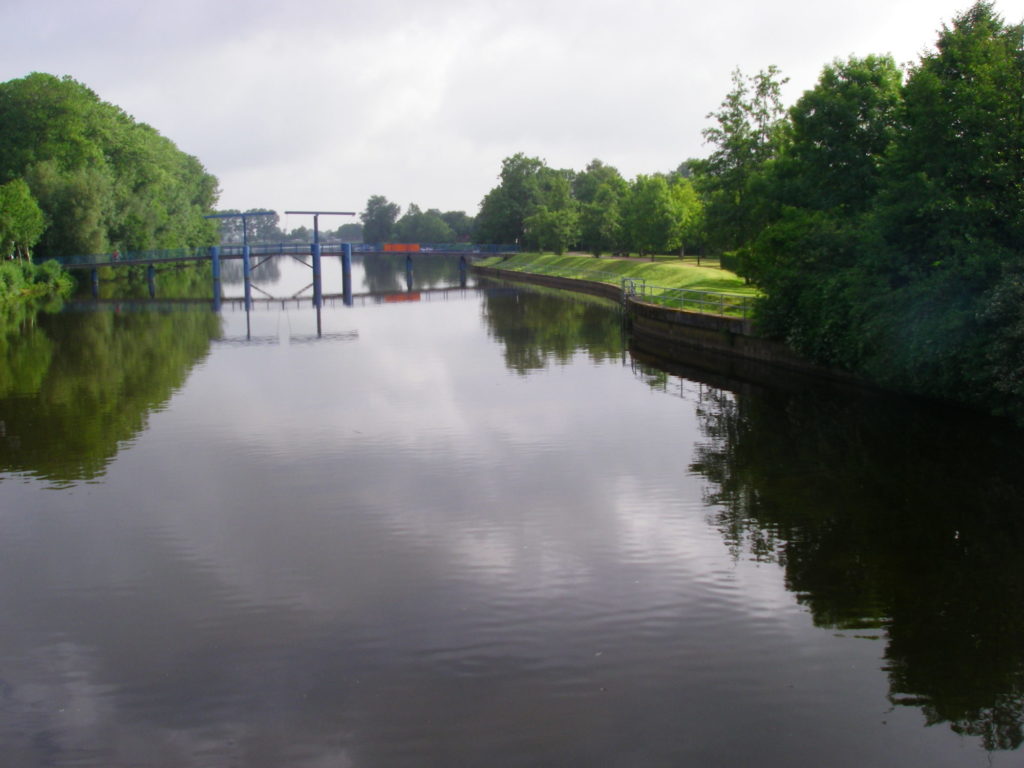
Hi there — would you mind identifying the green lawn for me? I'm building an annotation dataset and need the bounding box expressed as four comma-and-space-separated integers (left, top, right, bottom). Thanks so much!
476, 252, 758, 295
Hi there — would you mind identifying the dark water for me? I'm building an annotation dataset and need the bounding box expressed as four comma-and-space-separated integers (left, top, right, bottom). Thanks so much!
1, 255, 1023, 767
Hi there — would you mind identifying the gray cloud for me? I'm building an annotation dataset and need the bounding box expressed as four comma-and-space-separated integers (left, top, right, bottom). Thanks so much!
0, 0, 1002, 216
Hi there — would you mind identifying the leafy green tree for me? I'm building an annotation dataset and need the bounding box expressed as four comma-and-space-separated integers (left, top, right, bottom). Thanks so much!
862, 1, 1024, 414
572, 159, 627, 205
575, 160, 628, 255
336, 222, 364, 242
742, 55, 904, 358
360, 195, 401, 243
523, 206, 579, 254
783, 55, 903, 213
877, 1, 1024, 274
26, 161, 112, 256
0, 73, 219, 258
622, 174, 689, 257
440, 211, 475, 241
394, 204, 455, 243
477, 154, 579, 250
691, 66, 789, 254
669, 176, 703, 256
523, 166, 579, 252
475, 153, 547, 244
580, 183, 624, 256
0, 178, 45, 259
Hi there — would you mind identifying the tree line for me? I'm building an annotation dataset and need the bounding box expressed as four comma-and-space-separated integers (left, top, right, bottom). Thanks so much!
694, 1, 1024, 420
474, 154, 702, 257
0, 73, 219, 261
357, 155, 703, 258
212, 211, 363, 245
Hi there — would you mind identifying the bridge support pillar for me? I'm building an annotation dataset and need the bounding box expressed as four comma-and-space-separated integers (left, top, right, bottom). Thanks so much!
210, 246, 221, 305
242, 245, 252, 310
147, 266, 156, 298
459, 255, 468, 288
405, 254, 413, 292
90, 268, 99, 298
342, 243, 353, 306
312, 243, 323, 307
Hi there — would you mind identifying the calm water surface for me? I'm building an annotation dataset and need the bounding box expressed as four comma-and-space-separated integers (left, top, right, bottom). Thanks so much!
1, 255, 1023, 767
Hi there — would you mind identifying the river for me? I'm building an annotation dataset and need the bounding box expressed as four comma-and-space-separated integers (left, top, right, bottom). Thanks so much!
0, 253, 1022, 767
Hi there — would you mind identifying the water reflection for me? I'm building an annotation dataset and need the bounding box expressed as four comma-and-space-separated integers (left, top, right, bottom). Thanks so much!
1, 271, 1023, 765
361, 252, 467, 294
644, 353, 1024, 752
478, 279, 624, 373
0, 306, 220, 483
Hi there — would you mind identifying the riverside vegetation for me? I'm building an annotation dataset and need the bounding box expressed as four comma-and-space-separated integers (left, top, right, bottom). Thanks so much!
465, 2, 1024, 423
0, 72, 220, 303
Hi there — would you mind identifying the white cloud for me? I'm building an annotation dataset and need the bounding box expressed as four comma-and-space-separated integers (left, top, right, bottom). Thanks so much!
1, 0, 1018, 215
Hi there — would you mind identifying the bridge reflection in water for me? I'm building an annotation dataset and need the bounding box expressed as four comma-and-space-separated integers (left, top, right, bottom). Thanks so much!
65, 282, 481, 342
50, 242, 516, 305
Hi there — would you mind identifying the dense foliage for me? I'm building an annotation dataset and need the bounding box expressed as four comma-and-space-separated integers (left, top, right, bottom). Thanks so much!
0, 73, 219, 259
355, 196, 473, 244
475, 153, 703, 256
698, 2, 1024, 421
0, 259, 74, 302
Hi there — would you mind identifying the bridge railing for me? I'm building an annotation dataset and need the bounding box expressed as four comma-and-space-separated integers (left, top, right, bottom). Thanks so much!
48, 242, 521, 265
627, 283, 754, 318
46, 247, 210, 267
214, 242, 518, 256
352, 243, 519, 254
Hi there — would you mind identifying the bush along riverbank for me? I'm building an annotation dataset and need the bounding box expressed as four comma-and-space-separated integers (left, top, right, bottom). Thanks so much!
0, 260, 74, 304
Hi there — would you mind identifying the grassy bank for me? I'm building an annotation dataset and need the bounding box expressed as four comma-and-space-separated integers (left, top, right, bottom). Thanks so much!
1, 260, 74, 303
476, 253, 758, 295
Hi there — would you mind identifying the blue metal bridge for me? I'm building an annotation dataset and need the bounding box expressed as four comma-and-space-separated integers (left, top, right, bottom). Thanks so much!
47, 242, 518, 269
42, 242, 519, 308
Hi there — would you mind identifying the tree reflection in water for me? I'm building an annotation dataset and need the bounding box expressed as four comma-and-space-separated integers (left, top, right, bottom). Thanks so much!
478, 279, 624, 374
0, 302, 220, 485
679, 368, 1024, 751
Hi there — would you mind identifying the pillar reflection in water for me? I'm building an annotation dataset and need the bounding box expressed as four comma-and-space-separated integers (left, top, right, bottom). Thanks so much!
342, 243, 353, 306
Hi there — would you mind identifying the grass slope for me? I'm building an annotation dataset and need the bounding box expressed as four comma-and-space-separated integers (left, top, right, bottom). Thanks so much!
477, 253, 758, 295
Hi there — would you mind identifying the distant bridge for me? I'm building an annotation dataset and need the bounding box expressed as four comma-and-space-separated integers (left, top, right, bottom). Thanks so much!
42, 242, 518, 308
47, 242, 518, 269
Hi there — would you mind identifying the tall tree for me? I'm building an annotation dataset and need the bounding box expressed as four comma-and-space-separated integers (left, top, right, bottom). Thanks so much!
0, 178, 45, 260
394, 204, 455, 243
742, 55, 904, 359
575, 160, 627, 255
622, 175, 687, 257
580, 183, 624, 256
360, 195, 401, 243
475, 153, 547, 244
691, 66, 789, 254
783, 55, 903, 213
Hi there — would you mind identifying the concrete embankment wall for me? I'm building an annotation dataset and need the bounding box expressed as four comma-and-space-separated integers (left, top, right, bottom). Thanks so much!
472, 264, 859, 383
473, 265, 622, 302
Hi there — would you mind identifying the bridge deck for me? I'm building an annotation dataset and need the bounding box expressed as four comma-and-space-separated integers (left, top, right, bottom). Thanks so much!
52, 244, 517, 269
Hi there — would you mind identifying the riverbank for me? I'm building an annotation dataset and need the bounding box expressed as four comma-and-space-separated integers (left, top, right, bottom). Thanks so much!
476, 252, 757, 295
473, 260, 861, 383
0, 260, 74, 303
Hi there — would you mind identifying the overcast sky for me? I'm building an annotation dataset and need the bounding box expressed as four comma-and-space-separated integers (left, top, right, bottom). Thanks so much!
2, 0, 1020, 225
